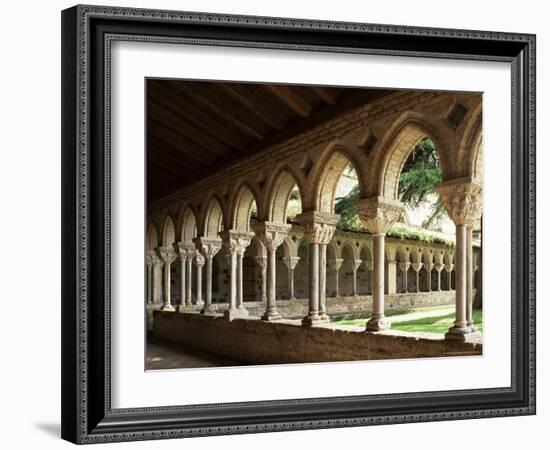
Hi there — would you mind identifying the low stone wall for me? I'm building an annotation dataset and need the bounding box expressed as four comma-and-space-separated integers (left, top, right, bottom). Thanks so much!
147, 291, 454, 330
153, 311, 481, 364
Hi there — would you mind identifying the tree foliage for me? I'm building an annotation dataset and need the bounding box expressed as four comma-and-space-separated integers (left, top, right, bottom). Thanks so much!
334, 137, 445, 233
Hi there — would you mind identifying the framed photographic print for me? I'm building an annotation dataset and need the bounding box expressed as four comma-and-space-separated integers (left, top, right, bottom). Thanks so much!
61, 4, 536, 444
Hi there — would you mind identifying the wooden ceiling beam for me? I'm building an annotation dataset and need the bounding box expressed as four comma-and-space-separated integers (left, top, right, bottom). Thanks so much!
217, 83, 288, 130
171, 82, 266, 141
263, 85, 312, 118
150, 86, 250, 152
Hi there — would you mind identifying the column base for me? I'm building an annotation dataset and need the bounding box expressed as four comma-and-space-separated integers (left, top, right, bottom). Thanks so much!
176, 304, 196, 313
319, 312, 331, 322
261, 309, 282, 321
200, 306, 218, 315
366, 317, 390, 332
302, 313, 329, 326
195, 300, 205, 308
160, 304, 175, 312
445, 326, 482, 342
224, 308, 249, 321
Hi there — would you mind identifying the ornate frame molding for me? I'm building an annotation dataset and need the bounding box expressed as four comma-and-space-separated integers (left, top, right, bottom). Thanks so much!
61, 4, 535, 444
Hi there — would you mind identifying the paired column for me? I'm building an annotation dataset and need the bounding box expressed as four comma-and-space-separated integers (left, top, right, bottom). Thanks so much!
175, 242, 196, 312
255, 256, 267, 303
282, 256, 300, 300
356, 197, 402, 332
146, 250, 156, 304
426, 262, 434, 292
445, 264, 454, 290
437, 178, 482, 341
351, 259, 362, 296
466, 226, 477, 330
296, 211, 339, 326
399, 261, 410, 293
194, 237, 222, 315
329, 258, 343, 296
434, 263, 443, 291
157, 246, 177, 312
219, 231, 254, 320
411, 262, 423, 292
253, 222, 291, 321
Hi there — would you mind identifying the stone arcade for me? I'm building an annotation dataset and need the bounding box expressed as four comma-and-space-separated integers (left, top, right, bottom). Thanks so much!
146, 83, 483, 364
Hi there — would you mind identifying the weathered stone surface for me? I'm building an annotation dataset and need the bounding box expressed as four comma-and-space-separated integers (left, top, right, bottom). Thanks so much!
153, 311, 481, 364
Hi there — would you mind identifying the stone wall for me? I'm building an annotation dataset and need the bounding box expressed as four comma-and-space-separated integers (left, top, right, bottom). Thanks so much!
153, 312, 481, 364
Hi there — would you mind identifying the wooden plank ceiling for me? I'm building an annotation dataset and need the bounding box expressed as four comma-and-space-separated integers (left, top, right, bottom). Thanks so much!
147, 79, 391, 203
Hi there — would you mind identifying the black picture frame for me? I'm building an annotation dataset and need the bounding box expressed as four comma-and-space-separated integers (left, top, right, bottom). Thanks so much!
61, 4, 536, 444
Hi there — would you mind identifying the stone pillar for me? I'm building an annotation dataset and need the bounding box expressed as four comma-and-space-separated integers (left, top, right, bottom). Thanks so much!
434, 263, 443, 291
255, 256, 267, 303
282, 256, 300, 300
218, 231, 253, 320
185, 252, 194, 306
193, 237, 222, 314
356, 197, 402, 332
194, 253, 205, 307
329, 258, 344, 296
157, 246, 177, 312
437, 178, 482, 341
445, 264, 454, 291
466, 226, 477, 331
351, 259, 362, 296
296, 211, 339, 326
174, 243, 195, 312
411, 262, 423, 293
146, 251, 155, 304
252, 222, 291, 321
426, 262, 434, 292
399, 261, 411, 293
155, 259, 163, 304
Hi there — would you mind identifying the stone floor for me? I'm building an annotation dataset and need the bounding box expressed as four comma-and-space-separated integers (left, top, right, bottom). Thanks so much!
146, 335, 245, 370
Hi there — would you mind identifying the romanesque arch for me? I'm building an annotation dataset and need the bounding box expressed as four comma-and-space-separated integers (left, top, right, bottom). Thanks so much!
201, 196, 224, 238
265, 167, 303, 223
315, 148, 363, 214
147, 222, 159, 250
230, 183, 259, 232
160, 214, 176, 247
179, 206, 197, 243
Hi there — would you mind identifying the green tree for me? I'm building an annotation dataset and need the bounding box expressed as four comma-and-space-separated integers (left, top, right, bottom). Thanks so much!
334, 137, 445, 232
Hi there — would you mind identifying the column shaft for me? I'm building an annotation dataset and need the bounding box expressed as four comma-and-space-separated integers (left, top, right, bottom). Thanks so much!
237, 252, 244, 309
205, 256, 213, 310
466, 226, 475, 329
262, 248, 281, 320
186, 258, 193, 306
366, 234, 389, 331
146, 264, 152, 304
288, 268, 295, 300
303, 242, 320, 324
228, 252, 237, 310
446, 224, 468, 337
195, 261, 203, 306
319, 243, 328, 319
179, 257, 186, 306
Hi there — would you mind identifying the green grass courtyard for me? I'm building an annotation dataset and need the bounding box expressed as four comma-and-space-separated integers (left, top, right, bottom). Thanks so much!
332, 305, 483, 335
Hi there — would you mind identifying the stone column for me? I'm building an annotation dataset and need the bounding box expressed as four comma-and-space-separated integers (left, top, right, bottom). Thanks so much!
399, 261, 411, 293
466, 226, 477, 331
351, 259, 362, 296
445, 264, 454, 290
282, 256, 300, 300
174, 243, 195, 312
194, 253, 205, 307
437, 178, 482, 341
146, 251, 155, 304
255, 256, 267, 303
193, 237, 222, 314
426, 262, 434, 292
185, 251, 194, 306
434, 263, 443, 291
411, 262, 423, 293
329, 258, 343, 296
252, 222, 291, 321
296, 211, 339, 326
154, 259, 163, 304
157, 246, 177, 312
219, 231, 254, 319
356, 197, 402, 332
365, 260, 373, 294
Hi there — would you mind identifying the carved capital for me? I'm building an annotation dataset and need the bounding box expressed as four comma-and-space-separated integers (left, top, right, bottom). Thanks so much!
445, 263, 454, 273
282, 256, 300, 270
399, 261, 411, 272
436, 178, 482, 227
295, 211, 339, 245
355, 196, 403, 235
352, 259, 362, 270
252, 221, 291, 251
434, 263, 444, 272
195, 253, 205, 267
193, 236, 222, 259
218, 230, 254, 256
411, 262, 423, 272
176, 241, 196, 259
255, 256, 267, 269
156, 246, 177, 264
329, 258, 344, 271
425, 261, 434, 272
146, 250, 158, 266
